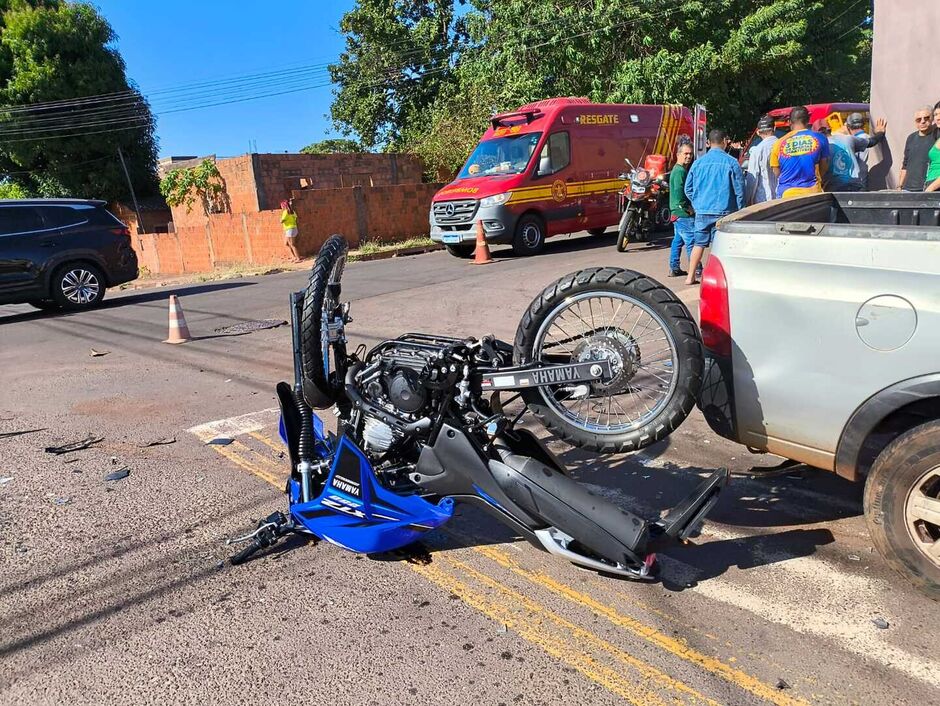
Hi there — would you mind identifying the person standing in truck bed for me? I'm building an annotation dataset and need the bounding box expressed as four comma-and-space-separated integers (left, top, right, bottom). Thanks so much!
770, 106, 830, 199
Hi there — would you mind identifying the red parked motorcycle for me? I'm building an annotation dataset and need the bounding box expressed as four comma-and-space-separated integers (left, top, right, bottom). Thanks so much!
616, 155, 671, 252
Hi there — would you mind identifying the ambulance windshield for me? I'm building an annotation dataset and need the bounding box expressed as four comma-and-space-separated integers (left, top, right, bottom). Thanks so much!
458, 132, 542, 179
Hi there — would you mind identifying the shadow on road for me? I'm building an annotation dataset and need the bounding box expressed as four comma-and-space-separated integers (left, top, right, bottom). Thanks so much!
482, 230, 674, 260
0, 281, 255, 324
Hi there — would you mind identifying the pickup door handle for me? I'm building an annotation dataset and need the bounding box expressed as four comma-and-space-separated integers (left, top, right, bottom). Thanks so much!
856, 317, 870, 327
780, 223, 817, 234
39, 240, 58, 248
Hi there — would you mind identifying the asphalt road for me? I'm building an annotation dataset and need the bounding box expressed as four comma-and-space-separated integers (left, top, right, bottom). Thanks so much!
1, 232, 938, 705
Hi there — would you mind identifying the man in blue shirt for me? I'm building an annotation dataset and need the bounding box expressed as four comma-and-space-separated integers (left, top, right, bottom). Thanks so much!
683, 129, 746, 285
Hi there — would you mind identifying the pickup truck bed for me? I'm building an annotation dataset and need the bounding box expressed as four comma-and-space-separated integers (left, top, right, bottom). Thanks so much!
697, 192, 940, 599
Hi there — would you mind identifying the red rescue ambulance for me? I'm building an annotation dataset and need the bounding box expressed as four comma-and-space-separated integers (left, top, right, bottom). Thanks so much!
429, 97, 706, 257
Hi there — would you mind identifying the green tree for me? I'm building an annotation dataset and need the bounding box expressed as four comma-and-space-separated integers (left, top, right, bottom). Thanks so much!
0, 1, 158, 200
300, 138, 364, 154
328, 0, 463, 150
331, 0, 872, 172
0, 178, 26, 198
159, 159, 225, 215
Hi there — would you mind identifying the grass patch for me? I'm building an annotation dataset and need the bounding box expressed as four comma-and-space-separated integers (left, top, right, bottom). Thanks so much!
350, 237, 436, 259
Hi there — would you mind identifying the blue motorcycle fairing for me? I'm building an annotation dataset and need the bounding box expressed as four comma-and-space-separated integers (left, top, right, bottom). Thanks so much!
284, 421, 453, 553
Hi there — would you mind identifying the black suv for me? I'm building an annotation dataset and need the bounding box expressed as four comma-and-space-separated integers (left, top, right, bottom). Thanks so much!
0, 199, 139, 311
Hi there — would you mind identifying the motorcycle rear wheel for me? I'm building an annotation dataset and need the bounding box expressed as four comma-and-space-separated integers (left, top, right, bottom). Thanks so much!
513, 268, 704, 454
300, 234, 348, 408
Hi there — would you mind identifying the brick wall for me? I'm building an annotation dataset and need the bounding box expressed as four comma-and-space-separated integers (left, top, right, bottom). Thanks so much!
110, 201, 172, 234
135, 181, 442, 277
255, 153, 424, 210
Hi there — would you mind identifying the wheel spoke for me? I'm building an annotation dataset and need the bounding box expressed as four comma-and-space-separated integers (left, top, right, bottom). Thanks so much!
533, 292, 677, 434
910, 494, 940, 526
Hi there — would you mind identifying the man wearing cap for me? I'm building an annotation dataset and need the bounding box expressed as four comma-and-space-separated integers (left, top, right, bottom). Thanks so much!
828, 116, 887, 191
745, 115, 778, 205
845, 113, 873, 187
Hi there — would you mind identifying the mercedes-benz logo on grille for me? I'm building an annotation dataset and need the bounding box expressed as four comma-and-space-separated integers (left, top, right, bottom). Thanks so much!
444, 202, 456, 217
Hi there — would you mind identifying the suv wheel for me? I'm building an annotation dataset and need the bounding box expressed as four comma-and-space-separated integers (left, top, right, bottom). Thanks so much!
864, 420, 940, 601
51, 263, 106, 310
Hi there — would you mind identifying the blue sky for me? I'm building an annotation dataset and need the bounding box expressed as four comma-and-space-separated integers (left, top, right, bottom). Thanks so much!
92, 0, 357, 158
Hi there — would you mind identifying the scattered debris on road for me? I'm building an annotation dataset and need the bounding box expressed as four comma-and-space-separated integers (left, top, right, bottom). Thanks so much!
872, 617, 890, 629
0, 428, 46, 439
52, 496, 71, 506
848, 554, 861, 561
105, 468, 131, 482
139, 436, 177, 448
776, 679, 790, 690
207, 437, 234, 446
213, 319, 286, 336
0, 476, 13, 486
45, 436, 103, 455
89, 348, 110, 357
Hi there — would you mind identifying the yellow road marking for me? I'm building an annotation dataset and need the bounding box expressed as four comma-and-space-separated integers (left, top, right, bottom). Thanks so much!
248, 430, 287, 455
474, 545, 811, 706
195, 420, 812, 706
414, 559, 691, 706
447, 557, 722, 706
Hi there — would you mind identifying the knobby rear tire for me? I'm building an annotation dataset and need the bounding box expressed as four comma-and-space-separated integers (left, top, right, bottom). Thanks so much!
513, 267, 704, 454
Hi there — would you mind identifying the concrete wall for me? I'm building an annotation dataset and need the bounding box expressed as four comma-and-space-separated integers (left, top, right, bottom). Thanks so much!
869, 0, 940, 188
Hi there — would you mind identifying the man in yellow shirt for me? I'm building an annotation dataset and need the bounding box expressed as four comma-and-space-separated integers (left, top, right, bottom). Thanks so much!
769, 106, 830, 199
280, 199, 301, 262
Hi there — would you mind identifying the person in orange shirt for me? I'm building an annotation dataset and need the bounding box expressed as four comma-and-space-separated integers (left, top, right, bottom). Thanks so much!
769, 106, 830, 199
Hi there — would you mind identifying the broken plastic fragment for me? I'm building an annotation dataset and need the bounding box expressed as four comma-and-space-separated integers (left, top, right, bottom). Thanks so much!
105, 468, 131, 482
208, 437, 234, 446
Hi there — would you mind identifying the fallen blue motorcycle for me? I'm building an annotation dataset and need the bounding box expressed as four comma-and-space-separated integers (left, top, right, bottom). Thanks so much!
229, 234, 728, 579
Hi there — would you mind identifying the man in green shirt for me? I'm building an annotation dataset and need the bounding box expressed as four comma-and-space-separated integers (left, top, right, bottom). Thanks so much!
668, 140, 695, 277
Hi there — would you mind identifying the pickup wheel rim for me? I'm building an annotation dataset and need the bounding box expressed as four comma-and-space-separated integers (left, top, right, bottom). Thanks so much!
61, 268, 100, 304
533, 291, 678, 434
905, 465, 940, 566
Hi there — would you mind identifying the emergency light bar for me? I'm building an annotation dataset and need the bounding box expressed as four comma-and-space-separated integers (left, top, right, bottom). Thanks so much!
490, 109, 544, 129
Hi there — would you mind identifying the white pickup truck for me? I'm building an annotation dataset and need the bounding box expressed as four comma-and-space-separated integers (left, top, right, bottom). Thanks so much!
697, 192, 940, 599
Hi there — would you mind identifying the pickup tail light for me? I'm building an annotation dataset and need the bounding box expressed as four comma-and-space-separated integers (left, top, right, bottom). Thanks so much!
110, 226, 132, 241
699, 255, 731, 357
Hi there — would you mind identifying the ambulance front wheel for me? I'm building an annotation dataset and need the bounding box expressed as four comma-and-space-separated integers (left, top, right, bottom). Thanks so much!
445, 243, 474, 258
512, 213, 546, 256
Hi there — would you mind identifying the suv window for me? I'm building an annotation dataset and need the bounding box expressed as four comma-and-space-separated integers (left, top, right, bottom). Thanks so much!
0, 206, 44, 236
37, 206, 87, 229
536, 132, 571, 176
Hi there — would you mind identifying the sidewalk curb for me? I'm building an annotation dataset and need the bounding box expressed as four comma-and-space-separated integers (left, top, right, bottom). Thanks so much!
123, 243, 444, 292
351, 244, 444, 262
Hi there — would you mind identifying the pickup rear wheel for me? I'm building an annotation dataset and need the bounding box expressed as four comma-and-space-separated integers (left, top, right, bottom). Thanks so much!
864, 420, 940, 601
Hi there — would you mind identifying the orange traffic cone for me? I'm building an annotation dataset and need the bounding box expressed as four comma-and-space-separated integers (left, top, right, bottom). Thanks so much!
163, 294, 192, 344
471, 219, 493, 265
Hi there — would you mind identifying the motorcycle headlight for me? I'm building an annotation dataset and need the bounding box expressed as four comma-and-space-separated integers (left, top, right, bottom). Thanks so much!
479, 192, 512, 208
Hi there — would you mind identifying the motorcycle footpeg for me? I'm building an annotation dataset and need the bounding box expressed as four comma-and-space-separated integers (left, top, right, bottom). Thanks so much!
648, 467, 729, 549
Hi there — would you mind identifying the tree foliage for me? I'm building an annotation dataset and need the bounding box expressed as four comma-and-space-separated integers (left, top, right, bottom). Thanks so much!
159, 159, 225, 215
300, 138, 364, 154
0, 1, 158, 200
330, 0, 872, 176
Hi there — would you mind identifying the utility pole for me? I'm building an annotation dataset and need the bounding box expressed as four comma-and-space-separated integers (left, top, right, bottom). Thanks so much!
117, 146, 144, 234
